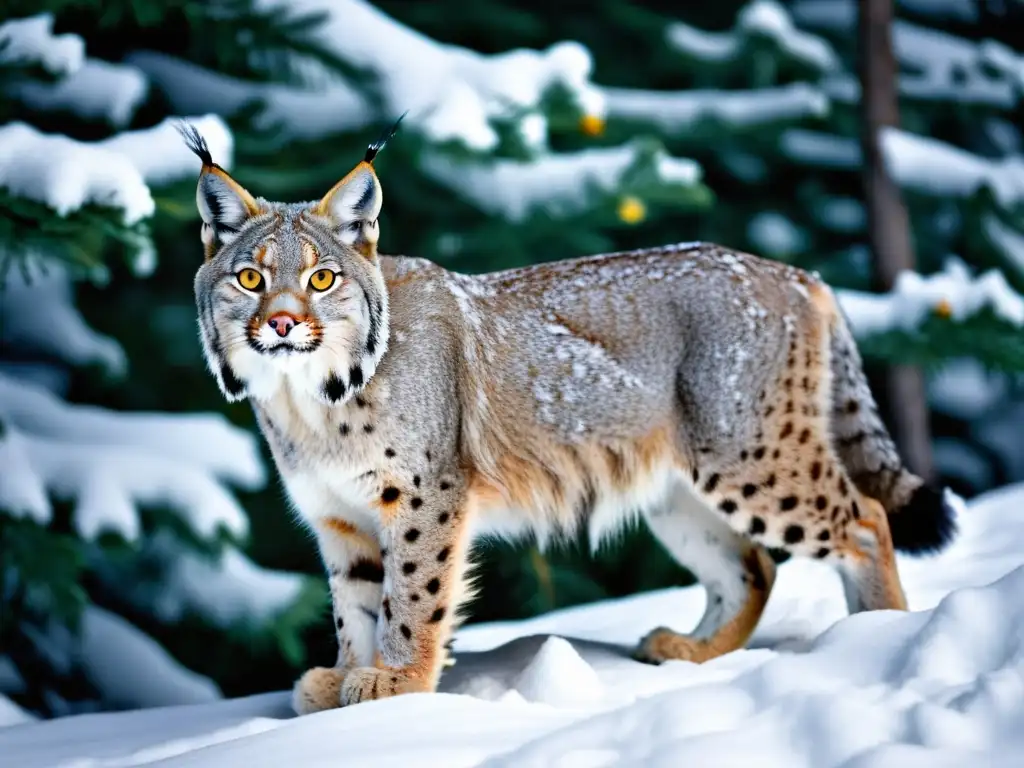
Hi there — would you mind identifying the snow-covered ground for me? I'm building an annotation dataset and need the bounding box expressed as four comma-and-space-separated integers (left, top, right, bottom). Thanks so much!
4, 482, 1024, 766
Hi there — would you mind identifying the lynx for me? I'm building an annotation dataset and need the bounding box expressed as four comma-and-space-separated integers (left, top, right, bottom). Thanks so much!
179, 122, 956, 714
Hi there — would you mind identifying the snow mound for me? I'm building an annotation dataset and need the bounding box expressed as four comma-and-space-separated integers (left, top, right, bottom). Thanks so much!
4, 483, 1024, 765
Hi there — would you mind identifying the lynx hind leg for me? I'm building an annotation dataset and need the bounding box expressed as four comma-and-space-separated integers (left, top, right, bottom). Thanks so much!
634, 479, 777, 665
690, 283, 908, 615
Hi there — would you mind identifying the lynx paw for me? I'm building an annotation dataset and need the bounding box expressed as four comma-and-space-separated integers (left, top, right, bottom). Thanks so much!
292, 666, 346, 715
340, 666, 430, 706
633, 627, 706, 665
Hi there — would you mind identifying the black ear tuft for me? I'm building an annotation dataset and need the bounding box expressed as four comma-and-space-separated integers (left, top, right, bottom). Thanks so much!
363, 111, 408, 164
175, 120, 215, 167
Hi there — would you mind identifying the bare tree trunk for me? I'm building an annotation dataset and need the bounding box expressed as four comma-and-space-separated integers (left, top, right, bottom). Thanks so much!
858, 0, 934, 481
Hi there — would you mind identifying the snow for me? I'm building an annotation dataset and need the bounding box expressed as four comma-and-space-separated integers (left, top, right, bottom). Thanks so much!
422, 142, 701, 221
8, 58, 149, 127
0, 696, 36, 728
747, 211, 808, 257
0, 372, 263, 539
838, 258, 1024, 338
983, 213, 1024, 280
667, 0, 839, 73
0, 14, 84, 77
141, 0, 603, 150
0, 114, 234, 226
782, 127, 1024, 208
602, 83, 829, 133
78, 606, 221, 710
140, 533, 307, 627
5, 482, 1024, 765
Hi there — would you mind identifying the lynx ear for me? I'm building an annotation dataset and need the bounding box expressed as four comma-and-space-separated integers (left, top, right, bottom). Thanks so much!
176, 122, 260, 258
312, 114, 405, 257
312, 161, 383, 256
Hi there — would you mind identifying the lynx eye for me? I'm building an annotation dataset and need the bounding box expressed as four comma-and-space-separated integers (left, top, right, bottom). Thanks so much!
309, 269, 336, 292
237, 268, 264, 291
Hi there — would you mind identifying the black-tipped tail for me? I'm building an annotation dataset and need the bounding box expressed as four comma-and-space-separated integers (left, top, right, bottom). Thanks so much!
887, 484, 959, 555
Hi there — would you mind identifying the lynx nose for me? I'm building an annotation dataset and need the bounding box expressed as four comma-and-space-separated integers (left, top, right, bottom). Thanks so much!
267, 313, 297, 337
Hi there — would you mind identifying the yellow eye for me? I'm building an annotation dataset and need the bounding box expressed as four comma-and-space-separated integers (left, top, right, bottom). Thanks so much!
237, 268, 263, 291
309, 269, 336, 292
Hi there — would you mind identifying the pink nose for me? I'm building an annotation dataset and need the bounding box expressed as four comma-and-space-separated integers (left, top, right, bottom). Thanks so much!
267, 313, 296, 337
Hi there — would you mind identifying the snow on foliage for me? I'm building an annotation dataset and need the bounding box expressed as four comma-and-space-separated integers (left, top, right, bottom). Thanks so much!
602, 83, 829, 133
0, 373, 260, 540
0, 14, 84, 77
78, 606, 221, 709
837, 258, 1024, 338
5, 484, 1024, 765
422, 141, 701, 221
667, 0, 839, 73
782, 127, 1024, 208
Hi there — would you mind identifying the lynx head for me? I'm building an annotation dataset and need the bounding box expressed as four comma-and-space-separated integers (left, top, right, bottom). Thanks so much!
179, 118, 403, 406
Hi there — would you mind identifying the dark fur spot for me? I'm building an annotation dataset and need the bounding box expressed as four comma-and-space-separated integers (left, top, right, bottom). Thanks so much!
383, 599, 392, 621
814, 547, 830, 559
838, 477, 849, 496
740, 450, 748, 461
380, 547, 388, 558
348, 558, 384, 583
425, 450, 432, 462
811, 461, 822, 481
832, 505, 842, 521
784, 525, 805, 544
411, 497, 423, 509
339, 423, 350, 436
719, 499, 737, 514
440, 481, 450, 491
703, 473, 720, 493
385, 448, 396, 458
749, 516, 766, 535
404, 528, 420, 542
363, 424, 375, 434
400, 624, 411, 640
692, 468, 700, 483
430, 608, 445, 623
765, 405, 775, 417
220, 364, 246, 398
786, 401, 794, 414
426, 577, 440, 594
784, 377, 793, 390
753, 446, 766, 460
323, 373, 347, 402
410, 593, 420, 602
851, 501, 860, 519
742, 483, 758, 498
845, 399, 859, 414
798, 428, 810, 444
766, 473, 777, 488
780, 496, 798, 511
780, 422, 793, 439
773, 448, 781, 459
438, 512, 449, 524
355, 396, 368, 408
335, 616, 344, 630
413, 475, 421, 487
349, 364, 364, 390
437, 547, 450, 562
381, 487, 400, 503
402, 562, 417, 575
817, 529, 831, 541
815, 495, 828, 511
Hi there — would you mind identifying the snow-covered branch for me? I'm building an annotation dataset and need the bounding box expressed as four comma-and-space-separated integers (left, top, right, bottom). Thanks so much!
0, 14, 83, 77
837, 258, 1024, 338
666, 0, 839, 74
421, 141, 702, 221
9, 59, 149, 128
781, 127, 1024, 208
0, 373, 263, 541
602, 83, 829, 134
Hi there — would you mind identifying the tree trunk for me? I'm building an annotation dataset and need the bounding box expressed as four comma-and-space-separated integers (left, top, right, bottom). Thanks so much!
858, 0, 934, 481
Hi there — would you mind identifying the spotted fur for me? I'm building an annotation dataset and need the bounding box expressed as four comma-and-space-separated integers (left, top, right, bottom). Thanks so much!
183, 128, 958, 713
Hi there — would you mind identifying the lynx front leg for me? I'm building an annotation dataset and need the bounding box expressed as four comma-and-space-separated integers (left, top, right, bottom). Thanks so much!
340, 475, 470, 706
292, 519, 383, 715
